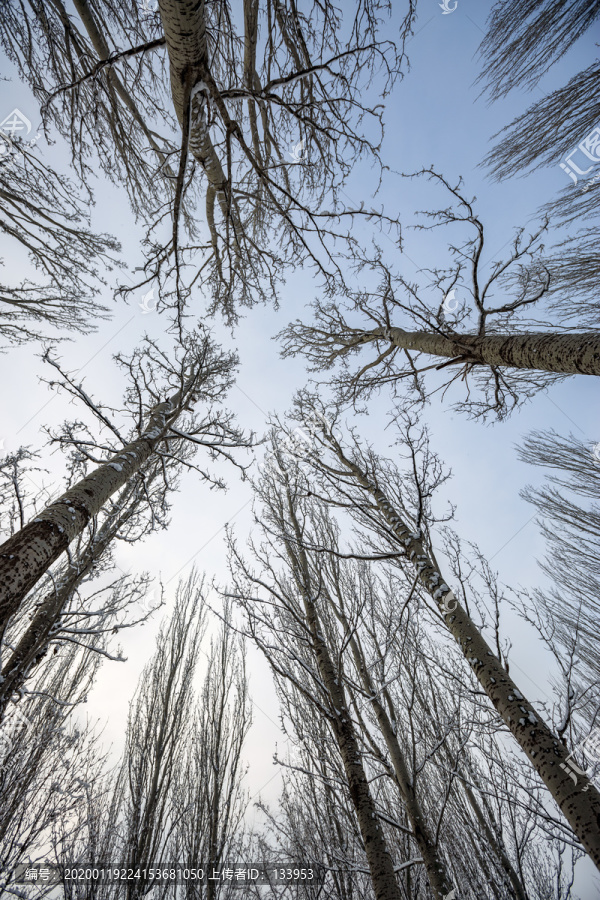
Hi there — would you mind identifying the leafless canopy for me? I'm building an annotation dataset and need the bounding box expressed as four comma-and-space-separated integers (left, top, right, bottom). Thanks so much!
0, 0, 416, 329
0, 144, 120, 346
281, 169, 573, 419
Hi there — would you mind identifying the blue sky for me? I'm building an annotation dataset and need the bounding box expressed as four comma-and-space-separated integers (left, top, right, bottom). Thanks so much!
0, 0, 598, 890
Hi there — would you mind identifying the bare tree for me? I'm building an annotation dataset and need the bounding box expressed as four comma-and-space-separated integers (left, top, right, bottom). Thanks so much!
478, 0, 599, 100
173, 599, 252, 900
0, 0, 175, 216
228, 458, 427, 900
477, 0, 600, 179
516, 430, 600, 736
1, 0, 414, 326
0, 642, 107, 897
477, 0, 600, 301
256, 716, 376, 900
281, 169, 600, 421
0, 330, 250, 637
273, 394, 600, 867
58, 572, 252, 900
151, 0, 414, 319
293, 511, 454, 898
114, 573, 207, 900
0, 142, 120, 346
0, 449, 174, 718
229, 453, 578, 897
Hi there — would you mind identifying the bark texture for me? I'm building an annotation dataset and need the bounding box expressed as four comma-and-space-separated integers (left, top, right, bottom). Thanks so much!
304, 596, 404, 900
336, 448, 600, 868
0, 396, 180, 637
337, 608, 452, 899
0, 484, 136, 717
157, 0, 233, 231
366, 327, 600, 376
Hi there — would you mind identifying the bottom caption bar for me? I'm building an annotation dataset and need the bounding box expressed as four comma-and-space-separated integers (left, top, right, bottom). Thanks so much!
9, 864, 327, 886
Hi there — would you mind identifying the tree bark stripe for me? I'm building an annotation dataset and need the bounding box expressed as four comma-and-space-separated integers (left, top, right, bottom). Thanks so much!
367, 327, 600, 376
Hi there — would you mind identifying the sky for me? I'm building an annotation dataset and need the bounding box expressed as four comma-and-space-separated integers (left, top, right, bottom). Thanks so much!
0, 0, 598, 892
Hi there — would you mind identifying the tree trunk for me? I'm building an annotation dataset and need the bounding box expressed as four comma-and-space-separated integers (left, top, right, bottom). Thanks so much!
157, 0, 233, 229
304, 597, 404, 900
333, 445, 600, 868
0, 394, 184, 638
282, 490, 403, 900
0, 559, 92, 718
337, 609, 452, 899
365, 327, 600, 376
0, 484, 136, 718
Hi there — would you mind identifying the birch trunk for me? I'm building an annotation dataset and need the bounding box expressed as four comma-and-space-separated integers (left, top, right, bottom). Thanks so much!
364, 327, 600, 376
330, 445, 600, 868
0, 393, 185, 637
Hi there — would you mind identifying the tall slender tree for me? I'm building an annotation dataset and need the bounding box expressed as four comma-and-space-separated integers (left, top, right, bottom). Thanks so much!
57, 572, 252, 900
0, 641, 107, 892
273, 395, 600, 867
227, 458, 406, 900
516, 429, 600, 742
0, 331, 249, 638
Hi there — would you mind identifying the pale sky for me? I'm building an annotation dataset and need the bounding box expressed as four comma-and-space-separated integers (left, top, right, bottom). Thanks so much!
0, 0, 598, 892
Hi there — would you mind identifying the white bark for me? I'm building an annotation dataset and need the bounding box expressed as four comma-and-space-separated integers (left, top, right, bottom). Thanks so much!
0, 377, 194, 637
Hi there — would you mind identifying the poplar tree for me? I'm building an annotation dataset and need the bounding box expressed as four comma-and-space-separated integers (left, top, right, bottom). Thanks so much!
516, 429, 600, 739
273, 395, 600, 867
57, 572, 252, 900
281, 170, 600, 420
0, 331, 248, 639
0, 642, 106, 889
0, 0, 414, 322
227, 458, 406, 900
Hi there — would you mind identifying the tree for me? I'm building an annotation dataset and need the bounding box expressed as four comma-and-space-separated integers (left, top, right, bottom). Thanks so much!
516, 430, 600, 736
0, 641, 107, 893
273, 395, 600, 867
228, 447, 578, 896
477, 1, 600, 207
0, 142, 120, 346
281, 170, 600, 421
257, 716, 377, 900
1, 0, 414, 325
477, 0, 600, 292
0, 437, 176, 719
0, 331, 249, 639
57, 571, 252, 900
172, 599, 251, 900
227, 459, 407, 900
293, 512, 454, 898
478, 1, 599, 100
114, 573, 207, 898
